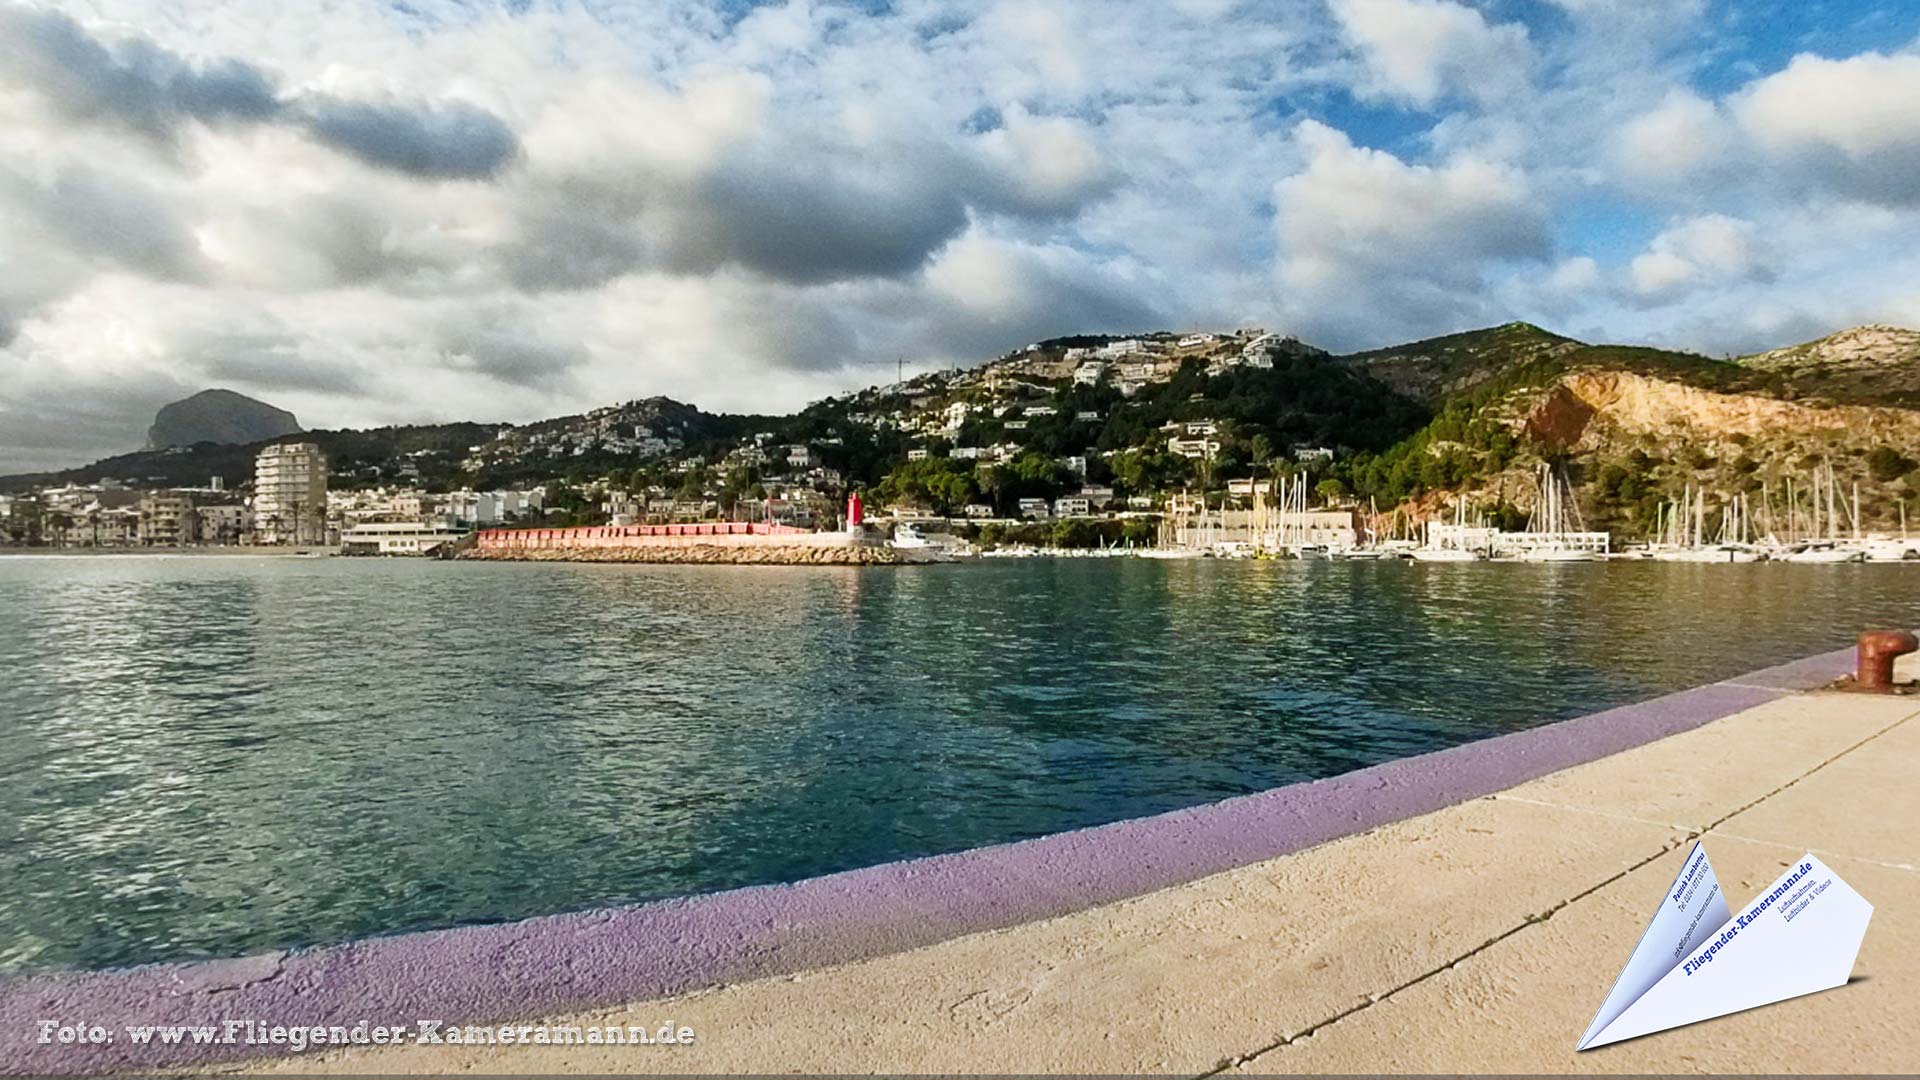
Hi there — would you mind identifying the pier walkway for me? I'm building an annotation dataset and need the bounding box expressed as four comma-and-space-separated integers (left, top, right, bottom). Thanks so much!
240, 658, 1919, 1075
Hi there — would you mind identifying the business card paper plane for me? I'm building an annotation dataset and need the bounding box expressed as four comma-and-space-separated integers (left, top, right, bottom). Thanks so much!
1577, 841, 1872, 1050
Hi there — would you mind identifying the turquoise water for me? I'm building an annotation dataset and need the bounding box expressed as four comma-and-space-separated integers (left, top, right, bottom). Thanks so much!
2, 555, 1916, 975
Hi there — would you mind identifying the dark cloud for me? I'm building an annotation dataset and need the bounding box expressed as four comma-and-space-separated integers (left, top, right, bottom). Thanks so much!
195, 335, 369, 396
438, 318, 588, 389
297, 98, 520, 180
500, 145, 983, 291
0, 370, 193, 472
497, 200, 649, 291
0, 5, 276, 138
0, 6, 517, 181
686, 156, 971, 283
14, 167, 208, 282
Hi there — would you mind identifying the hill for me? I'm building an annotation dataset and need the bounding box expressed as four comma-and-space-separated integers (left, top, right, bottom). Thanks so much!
1736, 325, 1920, 407
10, 321, 1920, 543
147, 389, 301, 450
1338, 322, 1584, 404
1330, 325, 1920, 536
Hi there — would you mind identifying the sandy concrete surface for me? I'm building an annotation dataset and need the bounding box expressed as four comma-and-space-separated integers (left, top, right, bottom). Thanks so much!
234, 685, 1920, 1076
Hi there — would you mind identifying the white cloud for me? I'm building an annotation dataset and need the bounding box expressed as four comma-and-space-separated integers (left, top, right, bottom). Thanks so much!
1615, 89, 1735, 185
1329, 0, 1532, 107
1275, 120, 1549, 339
1549, 256, 1601, 292
1617, 49, 1920, 208
1734, 51, 1920, 160
1630, 214, 1764, 298
1730, 51, 1920, 205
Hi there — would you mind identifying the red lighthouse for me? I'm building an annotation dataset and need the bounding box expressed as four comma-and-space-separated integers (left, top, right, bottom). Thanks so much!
846, 491, 864, 533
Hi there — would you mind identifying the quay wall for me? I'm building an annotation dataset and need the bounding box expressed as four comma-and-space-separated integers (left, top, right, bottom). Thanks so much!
463, 523, 915, 565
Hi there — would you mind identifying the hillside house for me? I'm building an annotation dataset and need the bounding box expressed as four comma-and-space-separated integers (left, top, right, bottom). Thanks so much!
1073, 361, 1108, 385
1168, 436, 1221, 459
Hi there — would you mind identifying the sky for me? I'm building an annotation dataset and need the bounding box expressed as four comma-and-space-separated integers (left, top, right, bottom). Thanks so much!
3, 0, 1920, 472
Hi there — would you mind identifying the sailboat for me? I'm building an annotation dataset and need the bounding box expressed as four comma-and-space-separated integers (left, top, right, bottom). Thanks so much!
1410, 499, 1484, 561
1866, 500, 1920, 561
1655, 489, 1765, 562
1521, 463, 1604, 562
1778, 461, 1867, 562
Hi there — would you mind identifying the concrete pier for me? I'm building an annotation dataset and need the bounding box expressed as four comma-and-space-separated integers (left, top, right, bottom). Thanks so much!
3, 647, 1913, 1075
458, 523, 930, 564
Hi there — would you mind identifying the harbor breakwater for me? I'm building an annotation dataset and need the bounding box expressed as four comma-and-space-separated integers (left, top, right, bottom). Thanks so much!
460, 523, 922, 565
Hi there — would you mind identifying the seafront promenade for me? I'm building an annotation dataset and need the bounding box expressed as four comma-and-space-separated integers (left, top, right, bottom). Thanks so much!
3, 646, 1913, 1075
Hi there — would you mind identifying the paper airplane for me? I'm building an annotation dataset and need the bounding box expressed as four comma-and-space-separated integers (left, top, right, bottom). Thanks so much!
1577, 842, 1872, 1050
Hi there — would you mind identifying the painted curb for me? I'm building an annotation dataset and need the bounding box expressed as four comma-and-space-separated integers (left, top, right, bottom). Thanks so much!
0, 646, 1858, 1074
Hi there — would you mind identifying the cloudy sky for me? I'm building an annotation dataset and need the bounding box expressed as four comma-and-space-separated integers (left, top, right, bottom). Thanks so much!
3, 0, 1919, 471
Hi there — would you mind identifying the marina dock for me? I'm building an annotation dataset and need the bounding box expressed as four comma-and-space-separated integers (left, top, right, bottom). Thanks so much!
4, 643, 1913, 1074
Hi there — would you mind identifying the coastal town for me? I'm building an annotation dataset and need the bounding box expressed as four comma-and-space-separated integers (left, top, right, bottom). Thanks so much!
6, 322, 1920, 565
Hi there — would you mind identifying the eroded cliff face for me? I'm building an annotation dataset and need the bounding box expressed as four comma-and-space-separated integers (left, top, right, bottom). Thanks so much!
1520, 370, 1920, 456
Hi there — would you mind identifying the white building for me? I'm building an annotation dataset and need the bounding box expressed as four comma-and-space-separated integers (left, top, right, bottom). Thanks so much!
1168, 437, 1221, 459
339, 521, 470, 556
907, 448, 931, 461
253, 442, 328, 545
1017, 497, 1051, 519
447, 489, 541, 525
1054, 497, 1092, 517
1073, 361, 1108, 386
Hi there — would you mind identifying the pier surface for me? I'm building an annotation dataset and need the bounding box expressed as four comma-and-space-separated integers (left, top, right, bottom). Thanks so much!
5, 650, 1914, 1075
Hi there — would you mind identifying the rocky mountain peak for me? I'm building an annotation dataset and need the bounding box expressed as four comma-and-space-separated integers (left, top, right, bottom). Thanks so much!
146, 389, 302, 451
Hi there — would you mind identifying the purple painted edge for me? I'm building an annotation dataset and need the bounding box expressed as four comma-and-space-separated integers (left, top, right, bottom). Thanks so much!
0, 647, 1855, 1074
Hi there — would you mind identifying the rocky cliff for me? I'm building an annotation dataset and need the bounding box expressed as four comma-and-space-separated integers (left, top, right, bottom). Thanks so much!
146, 389, 302, 450
1464, 360, 1920, 532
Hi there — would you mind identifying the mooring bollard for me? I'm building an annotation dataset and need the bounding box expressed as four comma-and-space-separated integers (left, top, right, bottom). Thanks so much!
1855, 629, 1919, 692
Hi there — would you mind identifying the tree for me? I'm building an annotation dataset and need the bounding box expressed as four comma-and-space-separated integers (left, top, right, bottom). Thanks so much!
874, 458, 979, 514
1868, 446, 1914, 483
1249, 433, 1275, 467
1314, 478, 1347, 505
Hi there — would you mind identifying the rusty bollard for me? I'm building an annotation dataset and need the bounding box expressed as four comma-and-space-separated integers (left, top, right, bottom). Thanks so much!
1856, 630, 1919, 692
